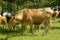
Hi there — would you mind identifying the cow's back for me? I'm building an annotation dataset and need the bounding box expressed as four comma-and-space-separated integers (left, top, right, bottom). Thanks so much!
9, 8, 53, 25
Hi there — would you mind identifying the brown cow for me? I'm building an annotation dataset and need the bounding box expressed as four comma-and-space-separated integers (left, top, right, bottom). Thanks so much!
54, 9, 59, 20
0, 15, 7, 29
8, 7, 54, 35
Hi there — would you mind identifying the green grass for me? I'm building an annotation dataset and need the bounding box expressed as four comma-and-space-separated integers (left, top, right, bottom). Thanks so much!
0, 18, 60, 40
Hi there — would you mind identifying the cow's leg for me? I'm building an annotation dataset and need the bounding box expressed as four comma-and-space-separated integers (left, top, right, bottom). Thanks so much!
42, 19, 50, 36
37, 25, 41, 32
34, 25, 40, 32
2, 20, 8, 29
8, 22, 16, 30
29, 24, 34, 35
21, 23, 26, 35
54, 16, 57, 20
34, 25, 37, 32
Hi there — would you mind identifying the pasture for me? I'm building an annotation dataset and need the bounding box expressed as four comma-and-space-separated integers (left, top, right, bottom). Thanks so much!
0, 18, 60, 40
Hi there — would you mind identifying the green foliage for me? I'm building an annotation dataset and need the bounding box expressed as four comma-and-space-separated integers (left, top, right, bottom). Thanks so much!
0, 0, 60, 15
0, 6, 2, 11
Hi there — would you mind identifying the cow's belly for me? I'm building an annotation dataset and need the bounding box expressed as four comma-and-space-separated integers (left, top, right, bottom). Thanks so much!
33, 17, 45, 25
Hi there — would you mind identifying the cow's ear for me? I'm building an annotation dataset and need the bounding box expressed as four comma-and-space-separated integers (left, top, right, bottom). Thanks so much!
13, 16, 15, 19
11, 16, 15, 19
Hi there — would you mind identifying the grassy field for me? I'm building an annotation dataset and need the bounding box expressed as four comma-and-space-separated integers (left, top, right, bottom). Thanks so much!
0, 18, 60, 40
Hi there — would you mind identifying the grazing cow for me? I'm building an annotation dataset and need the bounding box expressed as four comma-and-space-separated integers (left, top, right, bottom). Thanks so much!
0, 15, 7, 28
8, 16, 17, 29
8, 7, 54, 35
54, 9, 59, 19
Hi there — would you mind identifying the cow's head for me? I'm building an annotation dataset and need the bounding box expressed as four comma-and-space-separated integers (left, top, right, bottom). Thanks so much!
44, 7, 54, 14
8, 16, 17, 27
44, 7, 54, 19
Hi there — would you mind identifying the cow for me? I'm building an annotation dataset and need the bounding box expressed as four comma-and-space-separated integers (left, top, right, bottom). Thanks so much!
0, 12, 12, 29
0, 15, 7, 29
8, 7, 54, 35
54, 9, 59, 20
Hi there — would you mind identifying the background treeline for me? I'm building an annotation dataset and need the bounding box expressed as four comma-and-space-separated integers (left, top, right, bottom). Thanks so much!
0, 0, 60, 15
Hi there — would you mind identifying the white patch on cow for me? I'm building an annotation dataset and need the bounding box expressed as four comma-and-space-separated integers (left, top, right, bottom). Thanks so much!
3, 12, 8, 16
3, 12, 11, 17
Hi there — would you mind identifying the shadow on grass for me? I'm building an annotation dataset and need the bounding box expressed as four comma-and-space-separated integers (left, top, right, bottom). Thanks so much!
0, 33, 21, 40
0, 26, 60, 40
0, 28, 21, 34
0, 27, 60, 34
0, 29, 21, 40
57, 20, 60, 23
41, 27, 60, 29
51, 18, 55, 20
